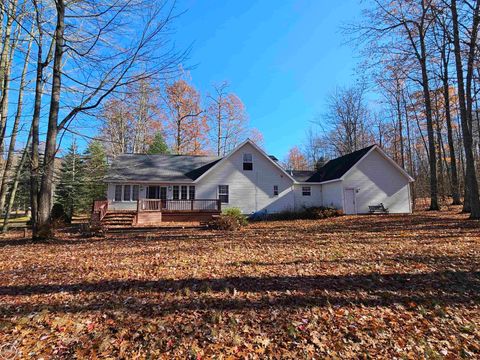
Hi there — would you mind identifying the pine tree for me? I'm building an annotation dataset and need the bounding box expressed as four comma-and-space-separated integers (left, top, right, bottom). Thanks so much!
54, 141, 86, 219
147, 132, 170, 154
83, 140, 108, 209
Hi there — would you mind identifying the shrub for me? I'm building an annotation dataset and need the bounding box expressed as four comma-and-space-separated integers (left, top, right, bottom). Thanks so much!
209, 207, 247, 231
51, 203, 72, 229
51, 203, 72, 224
222, 207, 248, 226
252, 206, 343, 221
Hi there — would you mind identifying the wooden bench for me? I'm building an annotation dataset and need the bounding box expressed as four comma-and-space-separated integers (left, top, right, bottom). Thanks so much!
368, 203, 389, 214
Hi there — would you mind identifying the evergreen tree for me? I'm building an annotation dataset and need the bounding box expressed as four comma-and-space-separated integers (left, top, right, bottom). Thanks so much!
55, 141, 86, 219
82, 140, 108, 209
147, 132, 170, 154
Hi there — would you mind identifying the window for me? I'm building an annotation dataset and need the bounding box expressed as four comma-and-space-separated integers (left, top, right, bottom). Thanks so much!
147, 186, 160, 199
181, 185, 188, 200
189, 186, 196, 200
302, 186, 311, 196
115, 185, 122, 201
132, 185, 139, 201
123, 185, 131, 201
116, 184, 139, 201
173, 185, 179, 200
273, 185, 279, 196
243, 153, 253, 171
218, 185, 229, 203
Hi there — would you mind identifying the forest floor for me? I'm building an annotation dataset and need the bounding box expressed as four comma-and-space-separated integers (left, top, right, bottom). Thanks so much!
0, 207, 479, 359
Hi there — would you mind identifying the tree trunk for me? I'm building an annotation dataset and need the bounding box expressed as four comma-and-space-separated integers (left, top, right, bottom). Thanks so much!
36, 0, 66, 238
2, 130, 31, 233
451, 0, 480, 218
0, 34, 33, 212
442, 73, 461, 205
419, 35, 440, 210
30, 7, 45, 237
0, 0, 18, 157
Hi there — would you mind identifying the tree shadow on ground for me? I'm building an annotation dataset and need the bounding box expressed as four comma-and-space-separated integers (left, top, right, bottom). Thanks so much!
1, 270, 478, 317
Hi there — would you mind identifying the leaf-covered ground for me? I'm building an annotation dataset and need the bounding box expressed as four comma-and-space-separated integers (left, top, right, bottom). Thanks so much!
0, 208, 479, 359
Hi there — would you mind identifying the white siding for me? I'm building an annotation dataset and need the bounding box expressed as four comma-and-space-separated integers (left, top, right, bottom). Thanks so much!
196, 142, 295, 214
342, 149, 411, 213
292, 184, 323, 209
321, 181, 344, 210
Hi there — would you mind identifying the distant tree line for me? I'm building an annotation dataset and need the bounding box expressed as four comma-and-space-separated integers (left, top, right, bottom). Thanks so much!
100, 78, 263, 158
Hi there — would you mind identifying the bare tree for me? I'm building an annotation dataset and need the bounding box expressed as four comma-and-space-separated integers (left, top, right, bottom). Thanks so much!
206, 82, 249, 156
450, 0, 480, 218
355, 0, 440, 210
162, 79, 207, 154
319, 82, 373, 156
28, 0, 186, 238
100, 79, 162, 157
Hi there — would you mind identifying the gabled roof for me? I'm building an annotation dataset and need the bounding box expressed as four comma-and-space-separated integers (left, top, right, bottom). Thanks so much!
192, 139, 298, 183
105, 143, 413, 185
305, 145, 376, 183
105, 154, 221, 183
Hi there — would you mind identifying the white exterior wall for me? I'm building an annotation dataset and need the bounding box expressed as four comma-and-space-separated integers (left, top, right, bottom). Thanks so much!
342, 149, 412, 214
196, 142, 296, 214
292, 184, 323, 210
321, 181, 344, 210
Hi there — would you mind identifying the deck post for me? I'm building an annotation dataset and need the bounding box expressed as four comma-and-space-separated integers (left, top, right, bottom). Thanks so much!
136, 199, 140, 225
218, 199, 222, 212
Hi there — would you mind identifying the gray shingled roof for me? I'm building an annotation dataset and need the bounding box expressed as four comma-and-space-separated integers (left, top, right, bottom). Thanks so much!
105, 154, 222, 182
305, 145, 375, 182
105, 145, 378, 184
289, 145, 376, 182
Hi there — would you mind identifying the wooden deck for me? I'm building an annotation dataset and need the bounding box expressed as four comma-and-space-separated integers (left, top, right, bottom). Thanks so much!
92, 199, 221, 228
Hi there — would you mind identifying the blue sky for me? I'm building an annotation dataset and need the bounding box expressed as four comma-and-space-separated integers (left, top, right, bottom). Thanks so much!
172, 0, 363, 159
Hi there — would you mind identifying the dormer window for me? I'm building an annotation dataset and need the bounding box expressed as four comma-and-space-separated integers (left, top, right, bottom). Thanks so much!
243, 153, 253, 171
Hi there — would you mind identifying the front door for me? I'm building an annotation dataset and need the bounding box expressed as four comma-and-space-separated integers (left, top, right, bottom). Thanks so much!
344, 188, 356, 215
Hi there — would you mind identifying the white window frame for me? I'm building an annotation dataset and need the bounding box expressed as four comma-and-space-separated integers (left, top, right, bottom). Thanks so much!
172, 185, 180, 200
218, 185, 229, 203
273, 185, 279, 196
189, 186, 196, 200
243, 153, 253, 171
114, 185, 122, 202
114, 184, 139, 202
181, 185, 188, 200
132, 185, 139, 201
302, 186, 311, 196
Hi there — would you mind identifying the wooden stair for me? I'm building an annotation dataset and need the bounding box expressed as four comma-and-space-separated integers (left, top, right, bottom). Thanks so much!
101, 212, 136, 229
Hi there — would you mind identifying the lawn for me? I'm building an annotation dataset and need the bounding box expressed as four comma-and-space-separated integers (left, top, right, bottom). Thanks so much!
0, 208, 479, 359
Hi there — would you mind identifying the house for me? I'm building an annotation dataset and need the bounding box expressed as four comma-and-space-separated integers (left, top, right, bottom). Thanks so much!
96, 140, 413, 226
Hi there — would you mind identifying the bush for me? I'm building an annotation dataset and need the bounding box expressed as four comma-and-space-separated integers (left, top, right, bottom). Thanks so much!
252, 206, 343, 221
208, 207, 247, 231
51, 203, 72, 224
222, 207, 248, 226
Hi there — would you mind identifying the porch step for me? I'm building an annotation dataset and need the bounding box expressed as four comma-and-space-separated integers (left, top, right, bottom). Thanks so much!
101, 212, 135, 228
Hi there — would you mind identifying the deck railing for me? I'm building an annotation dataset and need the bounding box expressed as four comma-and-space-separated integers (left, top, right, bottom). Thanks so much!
138, 199, 221, 212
